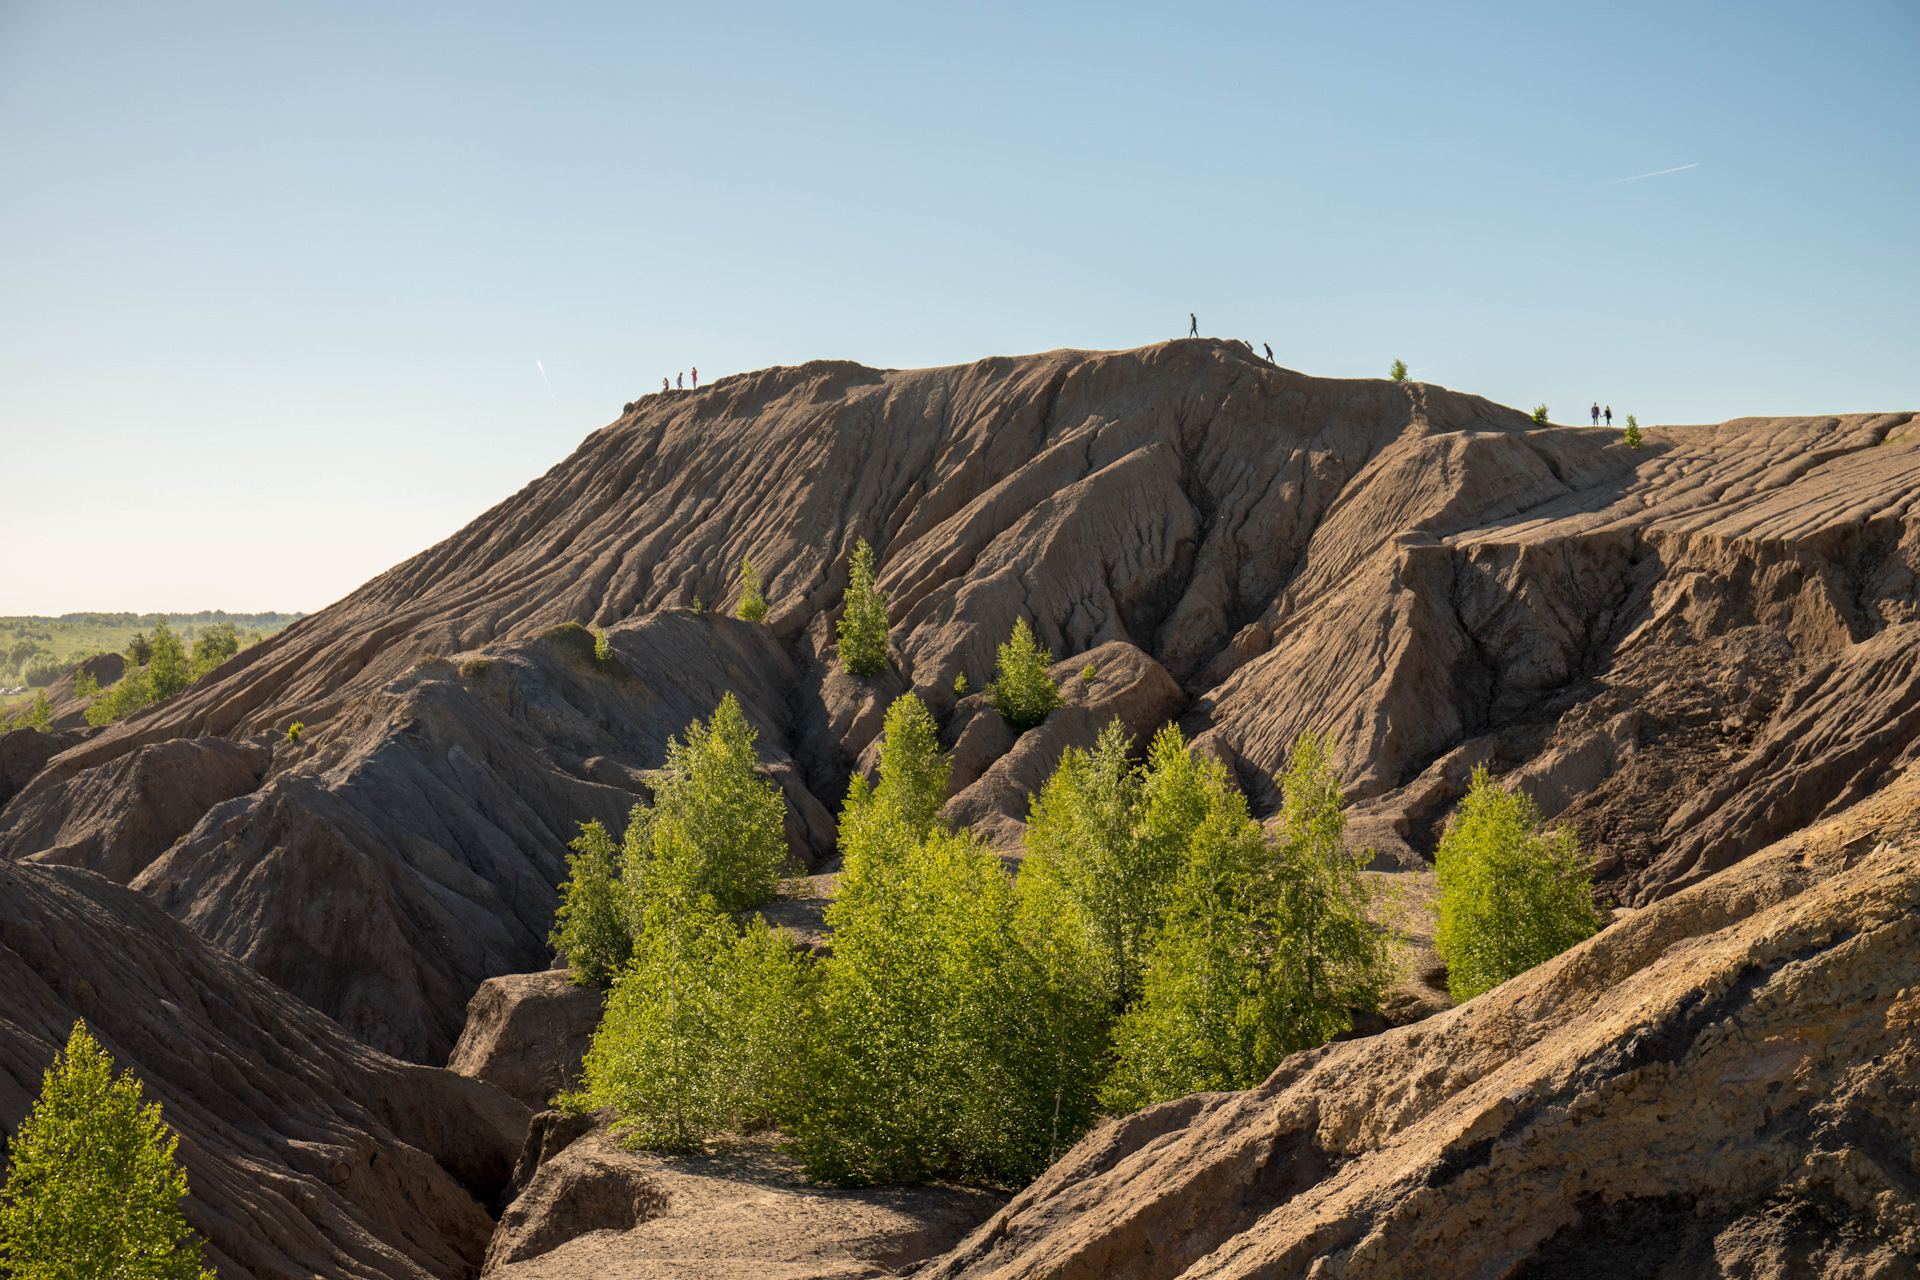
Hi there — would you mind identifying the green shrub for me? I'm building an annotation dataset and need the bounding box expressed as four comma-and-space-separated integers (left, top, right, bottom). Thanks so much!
1531, 405, 1550, 425
1101, 733, 1392, 1112
285, 721, 304, 743
1080, 663, 1097, 684
593, 629, 616, 673
21, 654, 64, 688
147, 624, 188, 700
624, 692, 789, 915
188, 624, 238, 681
1024, 721, 1204, 1008
1434, 764, 1602, 1002
0, 1021, 213, 1279
1389, 359, 1408, 382
870, 694, 951, 840
85, 668, 154, 728
73, 670, 100, 701
1623, 416, 1644, 450
836, 538, 889, 677
20, 691, 51, 733
550, 819, 634, 987
737, 557, 769, 623
952, 673, 969, 696
987, 618, 1060, 732
125, 632, 153, 667
565, 899, 812, 1147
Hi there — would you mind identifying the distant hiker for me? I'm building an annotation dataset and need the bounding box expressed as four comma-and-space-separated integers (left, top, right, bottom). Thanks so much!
1591, 402, 1600, 425
1605, 405, 1613, 426
1263, 342, 1273, 361
677, 372, 684, 390
662, 377, 669, 392
1189, 313, 1198, 337
691, 366, 698, 389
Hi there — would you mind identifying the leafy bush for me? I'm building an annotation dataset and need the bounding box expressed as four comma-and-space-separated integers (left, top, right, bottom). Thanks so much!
736, 557, 769, 623
1623, 416, 1644, 450
147, 624, 188, 700
952, 673, 969, 696
188, 624, 238, 680
21, 654, 64, 688
1080, 663, 1097, 683
0, 1021, 213, 1279
565, 900, 811, 1147
1434, 764, 1602, 1002
870, 693, 950, 839
835, 538, 889, 677
125, 633, 153, 667
1101, 733, 1393, 1112
988, 618, 1061, 732
1531, 405, 1550, 425
1024, 721, 1204, 1008
592, 629, 616, 672
85, 669, 154, 728
1389, 359, 1408, 382
550, 819, 634, 987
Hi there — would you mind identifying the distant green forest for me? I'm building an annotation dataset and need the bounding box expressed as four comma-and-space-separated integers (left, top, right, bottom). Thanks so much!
0, 611, 304, 699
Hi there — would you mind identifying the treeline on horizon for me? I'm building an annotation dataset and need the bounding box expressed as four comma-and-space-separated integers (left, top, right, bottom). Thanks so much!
2, 611, 304, 629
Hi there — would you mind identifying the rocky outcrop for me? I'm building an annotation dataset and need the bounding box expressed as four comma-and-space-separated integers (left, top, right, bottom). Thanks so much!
0, 726, 88, 808
5, 342, 1914, 1061
919, 766, 1920, 1280
448, 970, 604, 1110
0, 860, 529, 1280
0, 737, 269, 882
484, 1127, 1004, 1278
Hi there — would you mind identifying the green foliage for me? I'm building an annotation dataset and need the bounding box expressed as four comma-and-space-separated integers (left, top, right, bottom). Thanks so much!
988, 618, 1061, 732
286, 721, 304, 743
125, 632, 153, 667
871, 694, 951, 840
1389, 359, 1408, 382
550, 819, 633, 987
1531, 404, 1550, 425
952, 673, 969, 696
691, 595, 703, 615
21, 654, 64, 687
21, 691, 51, 732
187, 624, 239, 681
628, 693, 790, 915
146, 624, 188, 700
1623, 417, 1644, 450
737, 557, 769, 623
73, 669, 100, 700
565, 899, 812, 1147
1024, 721, 1205, 1008
1102, 733, 1394, 1112
85, 667, 154, 728
835, 537, 890, 677
1434, 765, 1602, 1002
792, 820, 1106, 1186
0, 1022, 213, 1280
1080, 663, 1098, 684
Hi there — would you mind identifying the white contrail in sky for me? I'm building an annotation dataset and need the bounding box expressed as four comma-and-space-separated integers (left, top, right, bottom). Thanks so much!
535, 359, 558, 407
1605, 162, 1700, 186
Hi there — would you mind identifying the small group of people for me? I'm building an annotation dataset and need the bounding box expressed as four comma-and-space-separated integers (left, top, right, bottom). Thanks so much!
661, 367, 699, 393
1591, 402, 1614, 427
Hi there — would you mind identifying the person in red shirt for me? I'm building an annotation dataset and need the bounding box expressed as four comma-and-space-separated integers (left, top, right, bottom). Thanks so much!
692, 367, 698, 389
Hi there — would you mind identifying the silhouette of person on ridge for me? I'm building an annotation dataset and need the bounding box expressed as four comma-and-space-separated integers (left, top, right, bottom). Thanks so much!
678, 372, 684, 390
1591, 402, 1600, 426
1264, 342, 1273, 362
1189, 313, 1198, 337
1605, 405, 1613, 427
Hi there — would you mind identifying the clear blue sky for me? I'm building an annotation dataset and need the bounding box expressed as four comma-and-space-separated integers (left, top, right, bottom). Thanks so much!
4, 0, 1915, 615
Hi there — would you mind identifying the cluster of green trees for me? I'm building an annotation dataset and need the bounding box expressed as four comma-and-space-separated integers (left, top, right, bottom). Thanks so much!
80, 622, 244, 729
555, 684, 1400, 1187
0, 1022, 212, 1278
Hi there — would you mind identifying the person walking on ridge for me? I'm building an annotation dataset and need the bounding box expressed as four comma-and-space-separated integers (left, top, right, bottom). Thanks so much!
1591, 402, 1601, 426
691, 367, 698, 389
1605, 405, 1613, 427
677, 372, 684, 389
662, 377, 669, 392
1189, 313, 1198, 337
1263, 342, 1273, 362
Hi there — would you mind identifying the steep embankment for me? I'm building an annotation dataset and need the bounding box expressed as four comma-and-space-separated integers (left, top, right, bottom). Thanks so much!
1, 340, 1915, 1065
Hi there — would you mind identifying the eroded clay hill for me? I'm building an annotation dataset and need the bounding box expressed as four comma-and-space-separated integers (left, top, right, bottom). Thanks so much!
2, 340, 1915, 1064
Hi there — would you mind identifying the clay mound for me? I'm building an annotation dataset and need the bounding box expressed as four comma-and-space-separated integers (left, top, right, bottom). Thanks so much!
0, 859, 530, 1280
0, 726, 89, 808
484, 1127, 1004, 1279
448, 970, 604, 1111
4, 341, 1916, 1062
919, 766, 1920, 1280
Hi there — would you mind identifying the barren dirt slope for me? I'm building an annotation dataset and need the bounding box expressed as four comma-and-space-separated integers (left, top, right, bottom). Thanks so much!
2, 340, 1914, 1063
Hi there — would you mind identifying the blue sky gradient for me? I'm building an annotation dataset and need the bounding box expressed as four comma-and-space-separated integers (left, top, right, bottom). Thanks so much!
4, 0, 1915, 612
